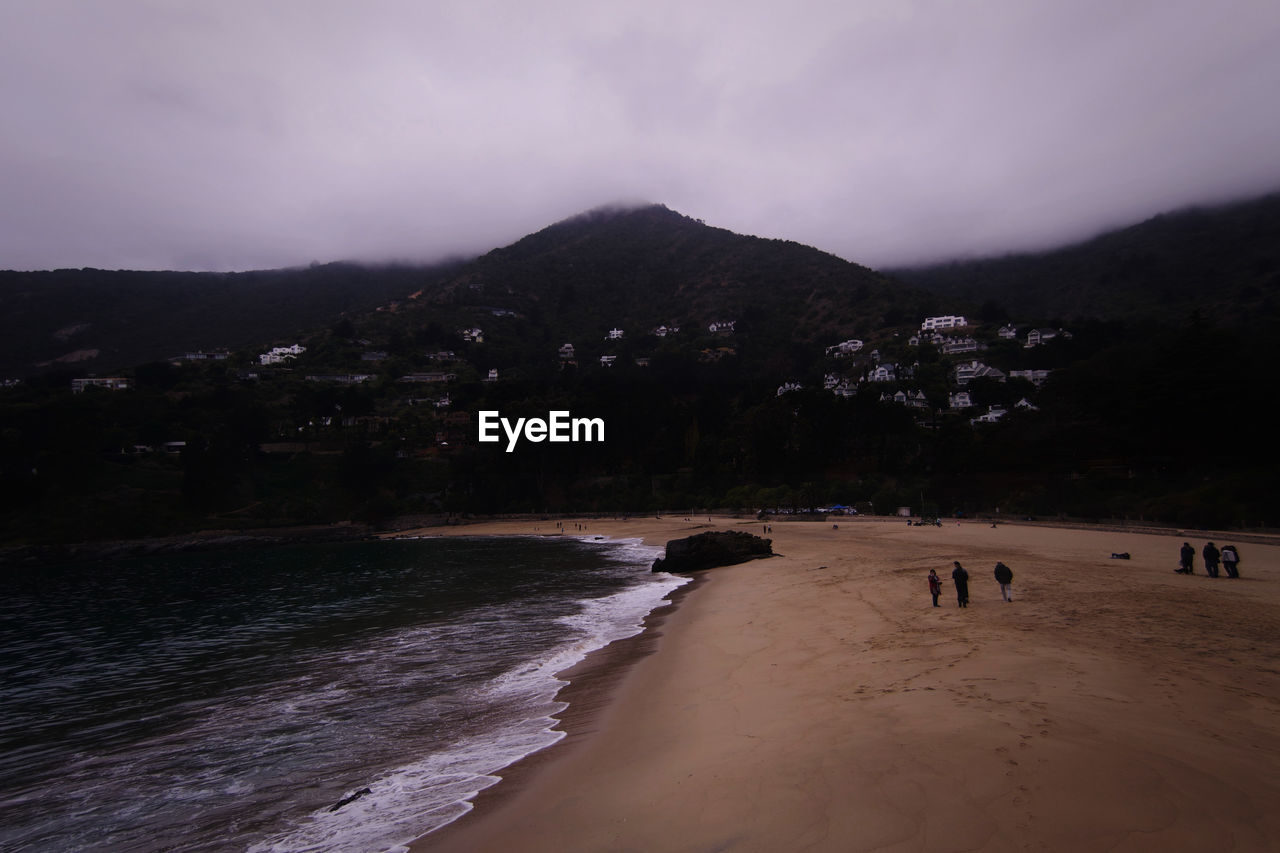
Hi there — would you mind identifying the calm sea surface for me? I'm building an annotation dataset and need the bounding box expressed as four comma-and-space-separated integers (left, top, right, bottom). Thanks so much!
0, 535, 684, 852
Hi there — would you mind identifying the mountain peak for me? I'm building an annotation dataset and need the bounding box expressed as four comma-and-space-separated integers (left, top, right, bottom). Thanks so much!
538, 202, 697, 236
435, 201, 916, 350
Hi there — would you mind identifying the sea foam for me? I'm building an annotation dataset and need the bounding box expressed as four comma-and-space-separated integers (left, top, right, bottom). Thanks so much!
250, 537, 686, 853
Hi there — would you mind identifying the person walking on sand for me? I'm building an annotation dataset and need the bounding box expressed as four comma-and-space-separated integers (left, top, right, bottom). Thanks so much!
928, 569, 942, 607
994, 561, 1014, 602
1222, 545, 1241, 578
952, 561, 970, 608
1203, 542, 1221, 578
1178, 542, 1195, 574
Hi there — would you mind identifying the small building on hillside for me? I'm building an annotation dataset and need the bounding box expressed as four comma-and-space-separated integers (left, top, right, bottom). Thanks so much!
259, 344, 305, 365
1026, 328, 1072, 348
921, 315, 968, 331
940, 336, 981, 355
825, 339, 864, 357
72, 377, 130, 393
866, 364, 897, 383
954, 361, 1006, 386
971, 405, 1008, 425
399, 372, 457, 383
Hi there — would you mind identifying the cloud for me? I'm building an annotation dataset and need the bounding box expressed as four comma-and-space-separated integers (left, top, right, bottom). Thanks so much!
2, 0, 1279, 271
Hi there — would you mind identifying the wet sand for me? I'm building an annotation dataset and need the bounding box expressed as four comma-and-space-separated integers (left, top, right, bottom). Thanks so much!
404, 517, 1280, 852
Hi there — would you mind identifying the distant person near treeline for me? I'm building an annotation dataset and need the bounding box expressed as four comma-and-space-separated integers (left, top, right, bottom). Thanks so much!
952, 561, 969, 608
1177, 542, 1195, 574
994, 562, 1014, 601
1203, 542, 1221, 578
1222, 545, 1242, 578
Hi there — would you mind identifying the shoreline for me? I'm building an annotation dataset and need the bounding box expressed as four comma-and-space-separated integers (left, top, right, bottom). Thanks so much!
6, 511, 1278, 570
416, 570, 710, 848
405, 517, 1280, 851
397, 519, 715, 847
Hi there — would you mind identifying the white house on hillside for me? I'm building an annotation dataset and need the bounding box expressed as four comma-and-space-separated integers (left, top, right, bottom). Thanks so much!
971, 405, 1008, 425
825, 339, 864, 357
883, 390, 928, 407
825, 373, 856, 396
259, 344, 305, 365
940, 336, 981, 355
921, 315, 968, 331
866, 364, 897, 383
954, 361, 1006, 385
1026, 328, 1071, 348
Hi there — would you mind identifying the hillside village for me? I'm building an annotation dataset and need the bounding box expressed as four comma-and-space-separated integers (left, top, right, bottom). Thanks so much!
52, 304, 1084, 455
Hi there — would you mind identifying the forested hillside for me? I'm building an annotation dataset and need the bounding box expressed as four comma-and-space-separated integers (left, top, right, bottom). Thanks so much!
3, 199, 1279, 549
0, 261, 463, 377
890, 193, 1280, 326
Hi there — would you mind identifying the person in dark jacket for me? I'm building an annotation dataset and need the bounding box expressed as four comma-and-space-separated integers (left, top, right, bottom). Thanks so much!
928, 569, 942, 607
994, 561, 1014, 601
1178, 542, 1195, 574
1203, 542, 1221, 578
952, 561, 970, 608
1222, 545, 1241, 578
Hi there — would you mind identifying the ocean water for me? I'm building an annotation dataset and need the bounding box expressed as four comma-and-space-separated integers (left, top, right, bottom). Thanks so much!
0, 534, 685, 852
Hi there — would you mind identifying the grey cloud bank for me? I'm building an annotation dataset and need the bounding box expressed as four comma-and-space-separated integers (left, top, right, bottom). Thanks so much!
2, 0, 1279, 272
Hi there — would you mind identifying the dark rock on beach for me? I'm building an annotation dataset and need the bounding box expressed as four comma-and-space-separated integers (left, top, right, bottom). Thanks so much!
651, 530, 773, 573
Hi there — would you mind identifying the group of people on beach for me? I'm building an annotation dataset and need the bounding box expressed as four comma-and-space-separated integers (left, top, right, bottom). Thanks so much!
1178, 541, 1242, 578
927, 561, 1013, 608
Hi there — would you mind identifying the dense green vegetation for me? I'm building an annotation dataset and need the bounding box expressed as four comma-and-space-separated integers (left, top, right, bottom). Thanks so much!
0, 261, 464, 377
891, 193, 1280, 327
3, 200, 1279, 546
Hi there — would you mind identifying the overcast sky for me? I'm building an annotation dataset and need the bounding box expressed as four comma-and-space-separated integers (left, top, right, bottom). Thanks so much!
3, 0, 1280, 272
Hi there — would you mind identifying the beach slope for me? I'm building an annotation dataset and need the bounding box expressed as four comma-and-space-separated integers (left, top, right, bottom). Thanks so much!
412, 519, 1280, 852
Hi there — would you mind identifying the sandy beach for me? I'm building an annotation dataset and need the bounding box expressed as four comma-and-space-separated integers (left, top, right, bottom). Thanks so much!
404, 516, 1280, 852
